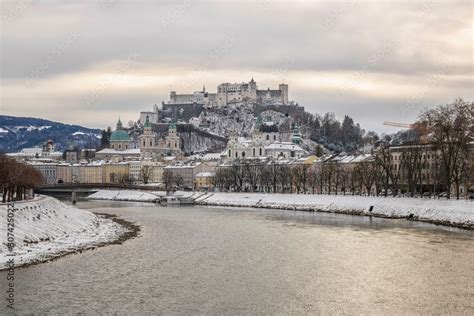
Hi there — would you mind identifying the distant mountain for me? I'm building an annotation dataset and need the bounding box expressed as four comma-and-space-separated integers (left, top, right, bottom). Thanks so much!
0, 115, 102, 153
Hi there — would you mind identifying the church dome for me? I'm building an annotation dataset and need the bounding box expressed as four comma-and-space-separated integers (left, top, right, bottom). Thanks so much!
110, 118, 130, 141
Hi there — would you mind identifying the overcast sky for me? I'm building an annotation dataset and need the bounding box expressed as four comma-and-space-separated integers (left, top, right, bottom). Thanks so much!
1, 0, 472, 133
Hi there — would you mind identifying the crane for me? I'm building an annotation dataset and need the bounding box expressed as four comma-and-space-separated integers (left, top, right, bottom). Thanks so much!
383, 121, 413, 129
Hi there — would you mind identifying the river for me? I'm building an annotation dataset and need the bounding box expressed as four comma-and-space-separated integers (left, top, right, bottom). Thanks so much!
1, 201, 473, 314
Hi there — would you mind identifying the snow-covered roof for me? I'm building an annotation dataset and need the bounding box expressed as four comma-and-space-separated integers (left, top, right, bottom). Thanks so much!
265, 142, 305, 151
96, 148, 140, 155
20, 147, 43, 154
202, 153, 222, 160
195, 172, 216, 177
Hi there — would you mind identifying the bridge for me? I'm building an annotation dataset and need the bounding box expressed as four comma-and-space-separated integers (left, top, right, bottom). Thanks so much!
35, 183, 163, 195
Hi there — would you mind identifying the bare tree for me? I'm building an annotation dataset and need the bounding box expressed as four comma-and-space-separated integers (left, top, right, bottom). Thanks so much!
375, 145, 400, 197
400, 144, 423, 197
419, 99, 473, 199
140, 165, 152, 184
215, 167, 232, 191
291, 164, 309, 194
355, 160, 376, 196
307, 166, 318, 194
163, 169, 174, 191
277, 165, 291, 193
174, 174, 184, 189
244, 162, 262, 192
1, 155, 42, 202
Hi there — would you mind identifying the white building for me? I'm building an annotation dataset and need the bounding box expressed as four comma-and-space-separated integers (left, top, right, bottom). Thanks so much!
224, 118, 307, 160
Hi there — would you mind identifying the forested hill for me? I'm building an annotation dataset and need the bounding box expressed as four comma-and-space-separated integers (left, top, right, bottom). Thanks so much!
0, 115, 101, 153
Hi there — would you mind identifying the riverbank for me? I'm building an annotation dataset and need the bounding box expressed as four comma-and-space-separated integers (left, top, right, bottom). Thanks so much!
86, 189, 473, 229
0, 196, 139, 270
87, 189, 198, 202
195, 193, 474, 229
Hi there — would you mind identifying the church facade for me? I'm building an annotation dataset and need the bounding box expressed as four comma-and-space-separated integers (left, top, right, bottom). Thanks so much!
139, 115, 182, 159
224, 117, 306, 161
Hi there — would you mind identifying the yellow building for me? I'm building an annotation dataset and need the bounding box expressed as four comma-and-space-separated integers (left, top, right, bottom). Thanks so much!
103, 162, 130, 183
56, 164, 72, 184
79, 164, 103, 183
194, 172, 216, 191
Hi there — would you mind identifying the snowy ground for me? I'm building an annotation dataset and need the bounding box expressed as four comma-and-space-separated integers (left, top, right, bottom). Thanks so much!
86, 190, 473, 228
87, 189, 200, 202
195, 193, 474, 229
87, 190, 160, 202
0, 196, 125, 269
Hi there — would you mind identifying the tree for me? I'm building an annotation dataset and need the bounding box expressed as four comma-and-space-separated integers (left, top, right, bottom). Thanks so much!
100, 127, 111, 149
291, 164, 309, 194
174, 174, 184, 189
375, 145, 400, 197
400, 144, 423, 196
163, 169, 174, 191
419, 99, 473, 199
277, 165, 291, 193
0, 155, 42, 202
243, 162, 262, 192
215, 167, 232, 191
140, 165, 153, 184
307, 166, 318, 194
355, 160, 376, 196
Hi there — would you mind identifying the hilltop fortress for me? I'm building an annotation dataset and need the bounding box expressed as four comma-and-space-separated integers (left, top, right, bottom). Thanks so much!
168, 78, 289, 107
140, 78, 304, 125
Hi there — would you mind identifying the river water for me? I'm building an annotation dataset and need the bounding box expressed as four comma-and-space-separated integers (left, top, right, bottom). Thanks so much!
1, 201, 473, 314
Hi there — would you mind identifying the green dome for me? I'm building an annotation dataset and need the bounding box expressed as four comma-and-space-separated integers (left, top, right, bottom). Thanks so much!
110, 117, 130, 141
110, 130, 130, 141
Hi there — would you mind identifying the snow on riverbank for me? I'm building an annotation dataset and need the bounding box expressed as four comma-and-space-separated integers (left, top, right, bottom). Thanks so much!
196, 193, 474, 229
87, 189, 159, 202
87, 189, 199, 202
0, 196, 125, 269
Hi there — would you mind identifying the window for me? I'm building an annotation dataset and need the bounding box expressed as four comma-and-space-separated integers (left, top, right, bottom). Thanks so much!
259, 148, 262, 155
150, 141, 152, 146
253, 148, 255, 156
266, 135, 269, 141
274, 135, 276, 140
242, 152, 245, 157
175, 143, 177, 148
228, 149, 231, 157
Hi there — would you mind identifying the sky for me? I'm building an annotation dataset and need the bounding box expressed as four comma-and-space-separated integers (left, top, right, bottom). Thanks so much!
0, 0, 472, 133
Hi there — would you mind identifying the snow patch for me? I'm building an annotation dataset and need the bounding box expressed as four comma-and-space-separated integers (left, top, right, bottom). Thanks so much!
87, 190, 159, 202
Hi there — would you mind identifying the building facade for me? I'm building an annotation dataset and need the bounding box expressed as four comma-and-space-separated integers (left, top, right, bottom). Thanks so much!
168, 78, 289, 107
139, 116, 182, 159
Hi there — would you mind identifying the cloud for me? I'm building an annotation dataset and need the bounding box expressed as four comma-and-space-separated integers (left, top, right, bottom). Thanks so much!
0, 0, 472, 133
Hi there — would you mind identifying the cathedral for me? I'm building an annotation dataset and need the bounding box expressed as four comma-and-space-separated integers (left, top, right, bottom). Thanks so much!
139, 115, 182, 159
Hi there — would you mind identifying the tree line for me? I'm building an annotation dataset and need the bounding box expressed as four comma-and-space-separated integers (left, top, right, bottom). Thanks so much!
0, 155, 43, 202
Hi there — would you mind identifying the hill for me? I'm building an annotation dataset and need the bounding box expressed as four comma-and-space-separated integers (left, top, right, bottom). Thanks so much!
0, 115, 101, 153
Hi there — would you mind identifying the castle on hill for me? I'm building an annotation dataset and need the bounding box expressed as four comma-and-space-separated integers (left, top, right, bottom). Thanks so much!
168, 78, 289, 107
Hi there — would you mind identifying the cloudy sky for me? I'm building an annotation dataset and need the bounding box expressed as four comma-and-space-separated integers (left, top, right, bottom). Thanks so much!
1, 0, 472, 133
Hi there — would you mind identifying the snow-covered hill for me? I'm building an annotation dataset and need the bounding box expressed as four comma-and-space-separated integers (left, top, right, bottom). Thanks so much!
0, 115, 102, 153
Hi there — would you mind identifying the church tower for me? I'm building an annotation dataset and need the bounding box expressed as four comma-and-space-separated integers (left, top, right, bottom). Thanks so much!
165, 122, 181, 151
139, 115, 157, 158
